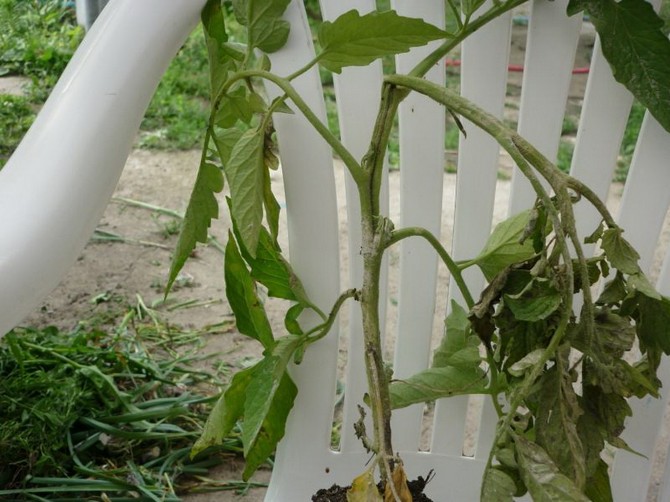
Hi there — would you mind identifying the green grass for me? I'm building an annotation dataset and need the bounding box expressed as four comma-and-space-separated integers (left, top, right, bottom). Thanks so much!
0, 297, 254, 499
0, 94, 35, 166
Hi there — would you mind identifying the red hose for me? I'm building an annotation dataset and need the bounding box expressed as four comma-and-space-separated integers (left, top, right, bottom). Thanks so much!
445, 58, 590, 74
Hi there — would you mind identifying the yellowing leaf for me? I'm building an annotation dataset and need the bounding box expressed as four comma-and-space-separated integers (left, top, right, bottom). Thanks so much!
384, 465, 412, 502
347, 468, 382, 502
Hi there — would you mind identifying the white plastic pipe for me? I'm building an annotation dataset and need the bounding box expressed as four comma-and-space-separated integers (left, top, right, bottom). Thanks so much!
0, 0, 206, 337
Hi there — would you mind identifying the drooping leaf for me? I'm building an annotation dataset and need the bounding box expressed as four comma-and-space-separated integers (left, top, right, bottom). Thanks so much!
433, 301, 481, 369
473, 210, 536, 281
224, 128, 266, 256
202, 0, 233, 98
224, 233, 275, 348
568, 0, 670, 133
584, 459, 614, 502
462, 0, 487, 17
636, 293, 670, 354
383, 465, 412, 502
243, 372, 297, 479
504, 278, 562, 322
242, 335, 302, 478
263, 153, 281, 241
233, 0, 291, 53
535, 366, 586, 489
596, 274, 628, 305
508, 348, 545, 378
390, 366, 488, 409
232, 220, 310, 303
628, 272, 661, 300
514, 434, 590, 501
347, 468, 383, 502
593, 309, 636, 358
601, 228, 641, 275
215, 87, 255, 128
481, 466, 516, 502
213, 127, 244, 165
166, 162, 224, 294
317, 10, 446, 73
191, 365, 255, 457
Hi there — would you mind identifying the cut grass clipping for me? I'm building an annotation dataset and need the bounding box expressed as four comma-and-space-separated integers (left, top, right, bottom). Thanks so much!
0, 299, 264, 500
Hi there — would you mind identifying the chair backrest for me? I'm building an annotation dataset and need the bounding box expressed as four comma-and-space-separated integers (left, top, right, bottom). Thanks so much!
1, 0, 669, 500
264, 0, 670, 500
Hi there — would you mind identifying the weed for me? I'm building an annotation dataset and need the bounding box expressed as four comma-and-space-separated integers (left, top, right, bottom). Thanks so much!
0, 94, 34, 167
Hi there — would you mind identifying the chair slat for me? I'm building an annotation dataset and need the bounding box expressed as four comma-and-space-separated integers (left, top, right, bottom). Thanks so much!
265, 2, 343, 490
433, 4, 513, 456
570, 40, 634, 240
390, 0, 447, 453
508, 0, 582, 214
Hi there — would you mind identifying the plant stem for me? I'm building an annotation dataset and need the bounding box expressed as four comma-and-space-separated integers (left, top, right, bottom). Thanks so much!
386, 226, 475, 309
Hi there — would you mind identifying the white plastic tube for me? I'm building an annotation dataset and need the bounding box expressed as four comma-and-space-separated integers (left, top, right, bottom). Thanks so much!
0, 0, 207, 337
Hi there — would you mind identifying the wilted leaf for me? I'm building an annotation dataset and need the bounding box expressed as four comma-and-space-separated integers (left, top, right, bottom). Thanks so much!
433, 301, 480, 369
535, 366, 586, 489
628, 272, 661, 300
390, 366, 488, 409
601, 228, 640, 275
233, 0, 291, 53
508, 348, 545, 377
215, 87, 255, 127
166, 162, 224, 294
202, 0, 234, 98
243, 372, 297, 479
225, 128, 266, 256
191, 365, 255, 457
241, 335, 302, 478
596, 274, 628, 305
584, 460, 613, 502
384, 465, 412, 502
462, 0, 487, 17
317, 10, 445, 73
481, 466, 516, 502
473, 210, 536, 281
224, 234, 275, 348
347, 468, 383, 502
514, 434, 590, 501
504, 278, 562, 322
567, 0, 670, 133
636, 294, 670, 354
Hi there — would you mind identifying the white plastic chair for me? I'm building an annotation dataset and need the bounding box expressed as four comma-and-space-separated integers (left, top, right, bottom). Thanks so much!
2, 0, 670, 500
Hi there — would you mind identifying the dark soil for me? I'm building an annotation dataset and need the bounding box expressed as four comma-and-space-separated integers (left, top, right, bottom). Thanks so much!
312, 473, 434, 501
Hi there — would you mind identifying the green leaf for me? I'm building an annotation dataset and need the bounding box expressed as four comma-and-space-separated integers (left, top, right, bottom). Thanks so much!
636, 293, 670, 354
628, 272, 661, 300
514, 434, 590, 502
535, 366, 586, 489
570, 0, 670, 133
213, 127, 244, 165
233, 0, 291, 53
462, 0, 487, 17
166, 161, 224, 294
601, 229, 640, 275
202, 0, 236, 99
191, 365, 255, 457
263, 153, 281, 241
584, 460, 613, 502
232, 221, 310, 304
224, 233, 275, 348
473, 210, 536, 281
317, 10, 446, 73
432, 301, 481, 369
596, 274, 628, 305
215, 87, 255, 128
481, 466, 516, 502
390, 366, 488, 409
242, 336, 301, 478
504, 278, 562, 322
225, 128, 266, 256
